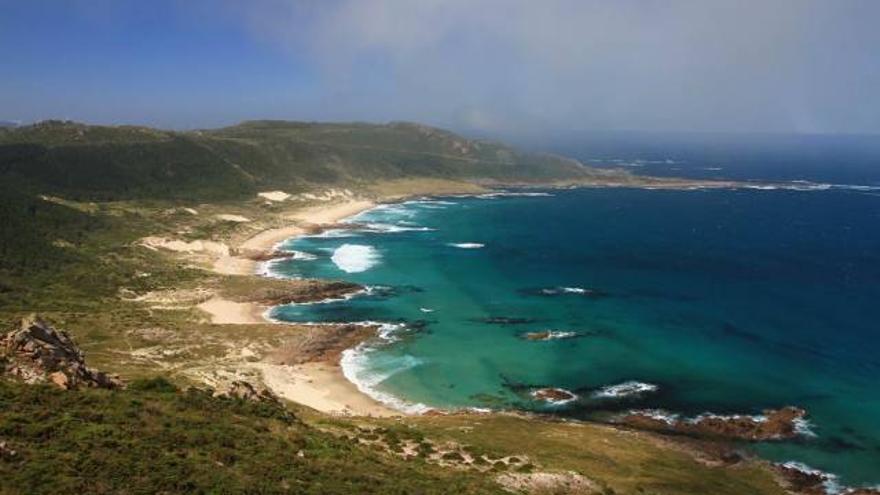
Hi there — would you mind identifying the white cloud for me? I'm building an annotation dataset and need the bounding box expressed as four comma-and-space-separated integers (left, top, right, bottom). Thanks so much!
224, 0, 880, 133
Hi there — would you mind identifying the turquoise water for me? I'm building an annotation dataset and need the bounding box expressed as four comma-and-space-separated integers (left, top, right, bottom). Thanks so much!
269, 186, 880, 487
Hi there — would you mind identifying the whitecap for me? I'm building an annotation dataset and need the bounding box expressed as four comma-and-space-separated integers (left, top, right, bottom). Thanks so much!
624, 409, 680, 425
331, 244, 380, 273
793, 417, 818, 438
304, 228, 359, 239
449, 242, 485, 249
778, 462, 841, 495
475, 191, 553, 199
278, 249, 317, 261
359, 222, 435, 233
419, 307, 435, 313
592, 381, 659, 399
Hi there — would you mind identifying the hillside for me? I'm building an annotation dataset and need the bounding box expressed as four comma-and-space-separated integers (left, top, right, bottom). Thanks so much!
0, 120, 619, 202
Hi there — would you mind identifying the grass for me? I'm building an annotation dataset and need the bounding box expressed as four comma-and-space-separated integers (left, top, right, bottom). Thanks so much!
0, 380, 504, 495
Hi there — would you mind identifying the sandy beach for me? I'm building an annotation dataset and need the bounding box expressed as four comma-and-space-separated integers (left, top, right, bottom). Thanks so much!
253, 361, 396, 417
200, 198, 397, 416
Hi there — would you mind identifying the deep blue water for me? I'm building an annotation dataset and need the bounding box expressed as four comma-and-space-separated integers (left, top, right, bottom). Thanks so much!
269, 135, 880, 487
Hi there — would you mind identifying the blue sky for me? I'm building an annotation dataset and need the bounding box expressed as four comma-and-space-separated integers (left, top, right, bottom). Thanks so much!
1, 0, 879, 134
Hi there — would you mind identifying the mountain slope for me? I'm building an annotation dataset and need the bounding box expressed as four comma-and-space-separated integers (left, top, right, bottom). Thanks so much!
0, 120, 618, 201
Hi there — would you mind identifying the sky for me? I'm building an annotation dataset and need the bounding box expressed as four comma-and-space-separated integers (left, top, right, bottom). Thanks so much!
1, 0, 879, 135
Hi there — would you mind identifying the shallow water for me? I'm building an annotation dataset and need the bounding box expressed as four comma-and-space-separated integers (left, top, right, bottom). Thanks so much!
269, 182, 880, 486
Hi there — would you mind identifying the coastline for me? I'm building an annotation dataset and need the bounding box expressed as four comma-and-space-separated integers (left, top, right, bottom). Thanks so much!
202, 197, 400, 417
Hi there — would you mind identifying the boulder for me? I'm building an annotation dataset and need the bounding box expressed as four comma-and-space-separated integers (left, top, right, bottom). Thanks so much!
1, 315, 122, 390
223, 380, 281, 405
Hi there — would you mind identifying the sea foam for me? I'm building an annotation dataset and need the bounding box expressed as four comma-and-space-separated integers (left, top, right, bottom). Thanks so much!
331, 244, 380, 273
592, 381, 659, 399
449, 242, 485, 249
340, 323, 432, 414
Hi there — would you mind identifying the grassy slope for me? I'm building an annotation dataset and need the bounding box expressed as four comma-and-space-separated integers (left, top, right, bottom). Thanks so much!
0, 120, 612, 202
0, 379, 788, 495
0, 380, 502, 495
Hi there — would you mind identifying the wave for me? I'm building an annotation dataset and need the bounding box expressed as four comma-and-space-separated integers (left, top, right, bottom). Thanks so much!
256, 257, 306, 280
592, 381, 659, 399
340, 322, 432, 414
475, 191, 554, 199
449, 242, 485, 249
778, 462, 842, 495
405, 199, 457, 209
272, 286, 380, 307
522, 286, 607, 298
331, 244, 381, 273
521, 330, 579, 341
419, 307, 435, 313
303, 228, 359, 239
540, 286, 593, 295
793, 417, 818, 438
358, 222, 436, 233
740, 180, 880, 192
277, 249, 318, 261
625, 409, 679, 425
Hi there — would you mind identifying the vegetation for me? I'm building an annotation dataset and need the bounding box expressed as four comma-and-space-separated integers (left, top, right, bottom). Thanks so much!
0, 380, 503, 495
0, 119, 616, 202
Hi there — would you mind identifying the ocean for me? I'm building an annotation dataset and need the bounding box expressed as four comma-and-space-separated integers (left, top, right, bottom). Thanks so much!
268, 133, 880, 488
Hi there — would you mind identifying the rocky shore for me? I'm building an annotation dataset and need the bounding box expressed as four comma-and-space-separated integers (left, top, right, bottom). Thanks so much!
618, 406, 809, 441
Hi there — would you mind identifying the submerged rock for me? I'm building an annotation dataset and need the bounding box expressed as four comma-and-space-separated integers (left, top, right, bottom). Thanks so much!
1, 315, 122, 390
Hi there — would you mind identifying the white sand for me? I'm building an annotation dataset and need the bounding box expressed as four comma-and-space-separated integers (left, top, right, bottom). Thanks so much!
253, 362, 397, 417
140, 236, 230, 255
197, 296, 265, 324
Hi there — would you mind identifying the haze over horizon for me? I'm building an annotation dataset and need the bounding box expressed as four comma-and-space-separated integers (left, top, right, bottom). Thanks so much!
2, 0, 879, 136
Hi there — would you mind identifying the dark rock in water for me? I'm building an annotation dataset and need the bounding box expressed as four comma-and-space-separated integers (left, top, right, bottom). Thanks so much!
618, 406, 809, 441
1, 315, 123, 390
475, 316, 539, 325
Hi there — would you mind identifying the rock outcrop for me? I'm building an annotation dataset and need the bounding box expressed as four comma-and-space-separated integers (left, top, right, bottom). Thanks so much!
1, 315, 122, 390
618, 407, 808, 441
222, 380, 281, 405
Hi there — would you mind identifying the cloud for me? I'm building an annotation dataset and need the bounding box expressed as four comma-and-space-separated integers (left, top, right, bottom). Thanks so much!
222, 0, 880, 134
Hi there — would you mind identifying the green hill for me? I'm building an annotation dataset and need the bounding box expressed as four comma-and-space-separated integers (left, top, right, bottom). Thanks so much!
0, 120, 616, 201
